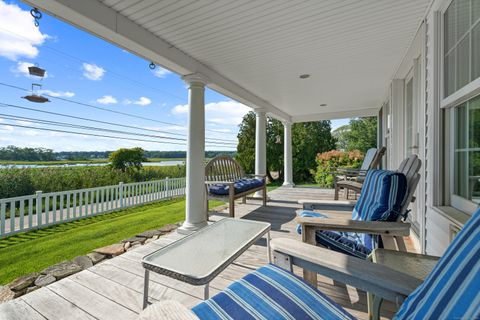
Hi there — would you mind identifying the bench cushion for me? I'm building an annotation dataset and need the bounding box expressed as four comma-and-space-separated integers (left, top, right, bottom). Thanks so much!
191, 264, 355, 320
208, 178, 264, 196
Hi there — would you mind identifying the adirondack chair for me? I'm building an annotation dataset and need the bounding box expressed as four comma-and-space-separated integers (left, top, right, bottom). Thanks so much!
334, 147, 386, 200
139, 208, 480, 320
205, 156, 267, 218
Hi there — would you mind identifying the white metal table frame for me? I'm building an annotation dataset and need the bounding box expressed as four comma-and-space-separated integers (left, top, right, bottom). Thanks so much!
141, 218, 271, 309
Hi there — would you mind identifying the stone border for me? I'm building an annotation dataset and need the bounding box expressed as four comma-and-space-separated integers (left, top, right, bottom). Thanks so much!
0, 223, 180, 303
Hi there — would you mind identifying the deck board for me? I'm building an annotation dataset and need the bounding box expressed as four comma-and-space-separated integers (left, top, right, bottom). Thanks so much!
0, 187, 409, 319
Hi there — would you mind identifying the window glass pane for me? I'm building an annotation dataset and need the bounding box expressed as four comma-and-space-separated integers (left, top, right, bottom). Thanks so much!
473, 22, 480, 81
454, 151, 469, 198
457, 0, 470, 39
445, 2, 456, 53
456, 34, 470, 89
456, 104, 467, 149
473, 0, 480, 25
470, 97, 480, 148
469, 152, 480, 204
445, 51, 456, 97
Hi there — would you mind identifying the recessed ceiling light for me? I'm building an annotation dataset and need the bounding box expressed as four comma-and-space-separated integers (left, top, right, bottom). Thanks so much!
320, 103, 327, 107
299, 74, 310, 79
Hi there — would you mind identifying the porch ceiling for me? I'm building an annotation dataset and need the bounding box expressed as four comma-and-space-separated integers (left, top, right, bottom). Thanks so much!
24, 0, 430, 121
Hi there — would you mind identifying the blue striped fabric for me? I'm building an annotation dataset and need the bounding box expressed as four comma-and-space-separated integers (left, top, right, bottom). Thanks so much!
192, 264, 355, 320
296, 170, 407, 258
394, 208, 480, 319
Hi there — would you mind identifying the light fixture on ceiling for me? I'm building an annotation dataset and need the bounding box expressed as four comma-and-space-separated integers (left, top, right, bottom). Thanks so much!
320, 103, 327, 107
299, 74, 310, 79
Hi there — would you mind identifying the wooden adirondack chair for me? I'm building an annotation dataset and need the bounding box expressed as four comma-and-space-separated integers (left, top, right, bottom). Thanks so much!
334, 147, 386, 200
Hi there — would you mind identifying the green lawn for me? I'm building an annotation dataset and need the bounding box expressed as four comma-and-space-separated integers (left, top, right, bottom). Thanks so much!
267, 181, 324, 191
0, 198, 223, 285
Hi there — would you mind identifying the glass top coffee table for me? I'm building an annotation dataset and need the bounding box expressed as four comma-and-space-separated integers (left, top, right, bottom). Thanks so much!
141, 218, 271, 309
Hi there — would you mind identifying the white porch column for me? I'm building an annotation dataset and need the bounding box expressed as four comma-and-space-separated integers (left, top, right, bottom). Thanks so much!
254, 110, 267, 197
282, 121, 294, 187
178, 73, 209, 234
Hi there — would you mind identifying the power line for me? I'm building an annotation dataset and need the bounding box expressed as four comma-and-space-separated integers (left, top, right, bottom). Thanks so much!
0, 102, 237, 144
0, 123, 237, 149
0, 82, 239, 137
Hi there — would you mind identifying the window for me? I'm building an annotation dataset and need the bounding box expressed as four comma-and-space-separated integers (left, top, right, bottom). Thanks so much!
453, 95, 480, 206
444, 0, 480, 97
443, 0, 480, 214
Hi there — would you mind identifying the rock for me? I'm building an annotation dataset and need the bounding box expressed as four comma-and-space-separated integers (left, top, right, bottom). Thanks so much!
12, 289, 26, 298
137, 230, 163, 238
0, 286, 15, 303
94, 243, 125, 256
127, 244, 142, 251
26, 286, 40, 294
122, 236, 146, 244
87, 252, 106, 265
42, 261, 82, 280
34, 274, 56, 287
124, 242, 131, 250
73, 256, 93, 269
158, 224, 178, 233
131, 241, 143, 246
144, 238, 156, 244
151, 235, 159, 240
8, 273, 39, 292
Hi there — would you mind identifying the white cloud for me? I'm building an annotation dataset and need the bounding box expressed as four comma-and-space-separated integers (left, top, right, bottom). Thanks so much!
172, 100, 251, 125
96, 95, 117, 105
10, 61, 48, 78
152, 67, 172, 78
134, 97, 151, 106
0, 2, 49, 60
82, 63, 105, 81
38, 89, 74, 98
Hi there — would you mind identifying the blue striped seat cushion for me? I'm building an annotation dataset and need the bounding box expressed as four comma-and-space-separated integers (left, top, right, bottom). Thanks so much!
394, 208, 480, 319
192, 264, 355, 320
296, 170, 407, 259
209, 178, 265, 196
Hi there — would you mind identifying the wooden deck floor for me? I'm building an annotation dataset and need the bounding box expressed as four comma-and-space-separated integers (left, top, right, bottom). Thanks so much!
0, 187, 406, 319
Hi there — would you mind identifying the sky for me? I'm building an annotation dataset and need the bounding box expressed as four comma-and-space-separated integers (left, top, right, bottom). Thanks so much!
0, 0, 349, 152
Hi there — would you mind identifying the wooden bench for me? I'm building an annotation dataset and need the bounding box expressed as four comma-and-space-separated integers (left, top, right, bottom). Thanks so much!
205, 156, 267, 218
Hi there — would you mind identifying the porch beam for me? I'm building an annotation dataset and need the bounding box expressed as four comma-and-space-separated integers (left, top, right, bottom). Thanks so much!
178, 73, 209, 234
255, 110, 267, 197
291, 108, 378, 123
282, 121, 294, 187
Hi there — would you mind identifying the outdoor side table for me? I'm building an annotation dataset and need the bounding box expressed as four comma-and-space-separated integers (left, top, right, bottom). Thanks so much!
141, 218, 271, 309
368, 249, 440, 320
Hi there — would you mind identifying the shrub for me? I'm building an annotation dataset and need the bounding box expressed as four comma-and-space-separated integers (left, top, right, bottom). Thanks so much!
312, 150, 364, 188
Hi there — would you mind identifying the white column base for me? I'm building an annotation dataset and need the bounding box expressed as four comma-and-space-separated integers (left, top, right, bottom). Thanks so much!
177, 220, 208, 234
282, 182, 295, 188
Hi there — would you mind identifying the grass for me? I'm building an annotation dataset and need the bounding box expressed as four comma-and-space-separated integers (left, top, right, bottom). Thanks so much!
0, 158, 186, 166
0, 198, 223, 285
267, 181, 324, 192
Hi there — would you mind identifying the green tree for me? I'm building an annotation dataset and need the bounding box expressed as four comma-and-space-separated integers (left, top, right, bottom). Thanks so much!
108, 147, 147, 172
344, 117, 378, 153
236, 112, 336, 183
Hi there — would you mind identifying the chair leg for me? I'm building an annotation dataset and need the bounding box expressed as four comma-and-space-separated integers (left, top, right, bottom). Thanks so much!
205, 197, 209, 221
242, 196, 247, 204
302, 226, 318, 287
262, 186, 267, 206
334, 183, 339, 200
229, 198, 235, 218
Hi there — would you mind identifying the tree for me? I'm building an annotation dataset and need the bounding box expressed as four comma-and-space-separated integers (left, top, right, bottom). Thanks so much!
236, 111, 336, 183
108, 147, 147, 172
343, 117, 378, 153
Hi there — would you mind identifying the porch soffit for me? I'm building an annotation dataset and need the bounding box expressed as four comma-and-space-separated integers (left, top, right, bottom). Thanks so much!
23, 0, 430, 122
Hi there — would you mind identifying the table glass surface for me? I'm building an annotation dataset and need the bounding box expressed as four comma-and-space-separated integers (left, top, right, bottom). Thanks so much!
142, 218, 270, 280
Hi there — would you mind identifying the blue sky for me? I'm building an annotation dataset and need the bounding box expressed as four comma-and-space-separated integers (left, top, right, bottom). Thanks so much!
0, 0, 349, 152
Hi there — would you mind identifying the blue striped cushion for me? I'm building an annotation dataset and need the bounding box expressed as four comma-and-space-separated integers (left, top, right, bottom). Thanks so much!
351, 170, 407, 222
394, 208, 480, 319
192, 264, 355, 320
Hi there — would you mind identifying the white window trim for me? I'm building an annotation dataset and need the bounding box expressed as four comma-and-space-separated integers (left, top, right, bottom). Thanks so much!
440, 0, 480, 214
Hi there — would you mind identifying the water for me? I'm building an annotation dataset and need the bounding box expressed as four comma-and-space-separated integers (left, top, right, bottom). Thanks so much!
0, 160, 184, 169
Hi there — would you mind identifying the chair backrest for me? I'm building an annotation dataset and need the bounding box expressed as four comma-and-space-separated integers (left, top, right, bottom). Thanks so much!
394, 208, 480, 319
396, 155, 422, 219
369, 146, 387, 170
360, 148, 379, 171
205, 156, 245, 182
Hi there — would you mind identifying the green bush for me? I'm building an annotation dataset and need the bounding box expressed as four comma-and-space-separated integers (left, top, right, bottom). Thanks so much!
0, 165, 186, 198
312, 150, 364, 188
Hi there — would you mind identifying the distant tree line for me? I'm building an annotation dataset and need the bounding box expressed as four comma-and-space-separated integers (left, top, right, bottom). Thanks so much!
0, 146, 236, 161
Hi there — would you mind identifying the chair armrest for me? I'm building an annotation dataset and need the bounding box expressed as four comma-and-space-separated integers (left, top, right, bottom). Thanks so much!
297, 199, 356, 211
205, 180, 234, 185
138, 300, 199, 320
271, 238, 422, 303
296, 217, 411, 236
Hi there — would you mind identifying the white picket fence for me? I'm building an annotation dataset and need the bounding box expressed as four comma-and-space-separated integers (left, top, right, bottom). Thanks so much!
0, 177, 186, 238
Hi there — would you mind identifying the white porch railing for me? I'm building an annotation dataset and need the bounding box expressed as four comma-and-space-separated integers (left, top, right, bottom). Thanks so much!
0, 177, 186, 238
